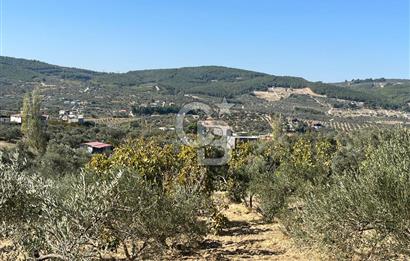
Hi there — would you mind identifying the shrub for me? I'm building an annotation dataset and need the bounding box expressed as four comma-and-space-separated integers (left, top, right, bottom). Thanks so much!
39, 140, 89, 176
0, 124, 21, 142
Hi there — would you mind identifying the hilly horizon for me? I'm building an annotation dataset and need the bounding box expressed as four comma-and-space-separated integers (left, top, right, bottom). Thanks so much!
0, 55, 309, 83
1, 56, 410, 111
2, 55, 409, 83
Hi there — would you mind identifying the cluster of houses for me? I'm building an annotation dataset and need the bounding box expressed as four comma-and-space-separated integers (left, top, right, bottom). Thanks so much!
138, 101, 176, 108
0, 110, 113, 155
59, 110, 84, 124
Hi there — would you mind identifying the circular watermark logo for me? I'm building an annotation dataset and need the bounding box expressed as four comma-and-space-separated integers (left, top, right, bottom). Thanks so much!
175, 98, 234, 166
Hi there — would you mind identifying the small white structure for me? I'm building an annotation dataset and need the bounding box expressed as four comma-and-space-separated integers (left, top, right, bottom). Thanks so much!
10, 114, 22, 124
59, 110, 69, 116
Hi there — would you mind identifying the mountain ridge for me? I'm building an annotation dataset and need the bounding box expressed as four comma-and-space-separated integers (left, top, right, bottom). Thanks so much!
1, 56, 409, 110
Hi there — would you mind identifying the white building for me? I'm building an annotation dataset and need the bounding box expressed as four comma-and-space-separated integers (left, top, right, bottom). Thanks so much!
10, 114, 22, 124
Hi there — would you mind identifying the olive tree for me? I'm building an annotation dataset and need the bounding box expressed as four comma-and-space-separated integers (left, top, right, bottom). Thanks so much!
0, 153, 208, 260
287, 128, 410, 260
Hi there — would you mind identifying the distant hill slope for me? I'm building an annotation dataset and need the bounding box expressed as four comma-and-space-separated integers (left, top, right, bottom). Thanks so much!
1, 56, 409, 110
0, 56, 99, 83
94, 66, 309, 97
0, 56, 309, 97
311, 79, 410, 110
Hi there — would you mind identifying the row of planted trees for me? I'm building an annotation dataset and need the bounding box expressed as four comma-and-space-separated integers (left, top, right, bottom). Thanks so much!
0, 137, 218, 260
226, 125, 410, 260
0, 90, 409, 260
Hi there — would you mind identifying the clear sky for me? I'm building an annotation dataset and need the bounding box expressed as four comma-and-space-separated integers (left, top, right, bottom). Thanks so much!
1, 0, 409, 82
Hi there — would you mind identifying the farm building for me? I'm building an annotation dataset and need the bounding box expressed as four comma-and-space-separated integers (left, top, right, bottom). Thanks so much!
10, 114, 22, 124
197, 120, 271, 149
10, 114, 49, 124
82, 141, 113, 154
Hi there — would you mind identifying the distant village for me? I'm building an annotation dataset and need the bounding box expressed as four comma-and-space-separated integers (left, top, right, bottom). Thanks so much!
0, 104, 329, 156
2, 93, 408, 156
0, 109, 114, 154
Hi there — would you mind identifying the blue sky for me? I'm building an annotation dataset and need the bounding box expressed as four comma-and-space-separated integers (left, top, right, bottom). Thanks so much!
1, 0, 409, 82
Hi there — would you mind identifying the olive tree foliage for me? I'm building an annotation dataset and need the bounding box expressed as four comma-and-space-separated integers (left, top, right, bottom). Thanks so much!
87, 138, 209, 194
39, 141, 89, 177
0, 124, 21, 142
284, 128, 410, 260
227, 131, 337, 220
226, 127, 409, 259
226, 142, 255, 203
0, 153, 53, 260
0, 153, 208, 260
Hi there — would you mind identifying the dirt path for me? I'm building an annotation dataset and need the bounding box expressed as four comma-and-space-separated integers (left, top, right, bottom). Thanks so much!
180, 203, 324, 260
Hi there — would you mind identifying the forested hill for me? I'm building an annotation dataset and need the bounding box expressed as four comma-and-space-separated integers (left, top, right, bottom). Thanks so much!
0, 56, 99, 82
310, 79, 410, 110
0, 56, 309, 97
95, 67, 312, 97
1, 56, 409, 110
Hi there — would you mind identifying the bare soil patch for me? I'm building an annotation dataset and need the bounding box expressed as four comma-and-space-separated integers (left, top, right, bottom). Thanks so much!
254, 88, 325, 102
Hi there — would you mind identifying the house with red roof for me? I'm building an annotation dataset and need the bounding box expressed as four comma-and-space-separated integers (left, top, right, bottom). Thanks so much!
82, 141, 113, 154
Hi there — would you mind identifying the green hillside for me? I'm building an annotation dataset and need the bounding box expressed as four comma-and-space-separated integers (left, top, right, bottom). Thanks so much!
94, 67, 310, 97
0, 56, 310, 97
1, 56, 409, 110
0, 56, 99, 83
311, 80, 410, 110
